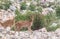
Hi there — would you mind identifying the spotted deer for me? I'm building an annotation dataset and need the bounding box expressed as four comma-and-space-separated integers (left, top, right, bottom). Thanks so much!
0, 19, 15, 28
15, 15, 34, 31
0, 9, 15, 29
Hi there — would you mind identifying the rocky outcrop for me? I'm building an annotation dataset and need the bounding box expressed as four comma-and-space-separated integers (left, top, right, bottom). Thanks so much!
0, 27, 60, 39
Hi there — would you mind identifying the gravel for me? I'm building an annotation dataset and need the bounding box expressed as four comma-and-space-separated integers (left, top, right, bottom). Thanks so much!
0, 27, 59, 39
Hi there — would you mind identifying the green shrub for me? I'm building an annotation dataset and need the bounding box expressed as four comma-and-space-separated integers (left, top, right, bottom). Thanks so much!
44, 12, 56, 27
25, 10, 35, 19
32, 13, 45, 30
15, 10, 21, 21
46, 25, 58, 31
56, 6, 60, 18
15, 10, 32, 22
20, 2, 27, 10
45, 13, 58, 31
36, 6, 42, 12
0, 5, 3, 9
29, 4, 36, 11
0, 0, 11, 10
3, 3, 11, 10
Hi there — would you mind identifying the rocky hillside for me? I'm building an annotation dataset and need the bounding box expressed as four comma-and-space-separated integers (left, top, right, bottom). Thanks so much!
0, 27, 60, 39
0, 0, 60, 39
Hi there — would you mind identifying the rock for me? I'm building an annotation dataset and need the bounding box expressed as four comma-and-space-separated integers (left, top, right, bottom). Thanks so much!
0, 27, 60, 39
0, 26, 4, 32
10, 35, 16, 39
0, 9, 15, 23
38, 28, 47, 32
10, 31, 15, 35
55, 28, 60, 36
0, 33, 4, 39
10, 0, 15, 2
51, 36, 57, 39
50, 23, 57, 27
33, 31, 42, 39
42, 8, 54, 16
6, 27, 11, 31
26, 2, 30, 6
10, 5, 16, 11
55, 28, 60, 33
46, 0, 55, 3
6, 34, 10, 39
19, 32, 26, 37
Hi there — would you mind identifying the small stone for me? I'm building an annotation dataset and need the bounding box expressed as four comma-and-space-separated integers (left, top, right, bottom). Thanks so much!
10, 5, 16, 11
39, 27, 47, 32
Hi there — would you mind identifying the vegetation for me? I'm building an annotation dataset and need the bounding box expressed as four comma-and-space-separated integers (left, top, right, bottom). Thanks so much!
29, 3, 36, 11
15, 9, 34, 22
0, 0, 60, 31
0, 0, 11, 10
56, 6, 60, 19
20, 2, 27, 10
32, 13, 45, 30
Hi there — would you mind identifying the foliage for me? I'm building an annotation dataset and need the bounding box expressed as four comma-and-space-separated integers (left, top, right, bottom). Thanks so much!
25, 10, 35, 19
56, 6, 60, 18
15, 9, 24, 22
15, 10, 34, 22
45, 13, 58, 31
0, 0, 11, 10
32, 13, 45, 30
0, 0, 60, 31
44, 12, 56, 27
46, 25, 59, 31
29, 3, 36, 11
3, 2, 11, 10
20, 2, 27, 10
36, 6, 42, 12
0, 5, 3, 9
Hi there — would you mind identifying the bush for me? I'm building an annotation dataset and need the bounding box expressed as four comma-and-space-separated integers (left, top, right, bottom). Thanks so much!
32, 13, 45, 30
20, 2, 27, 10
56, 6, 60, 18
25, 10, 35, 19
0, 0, 11, 10
29, 4, 36, 11
0, 5, 3, 9
46, 25, 58, 31
3, 3, 11, 10
44, 12, 57, 27
36, 6, 42, 12
15, 9, 21, 22
45, 13, 58, 31
15, 10, 33, 22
